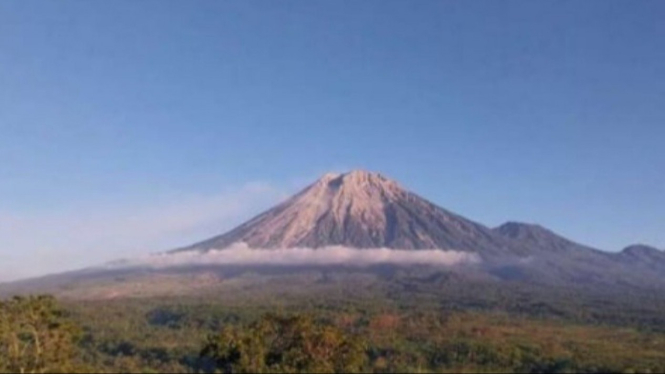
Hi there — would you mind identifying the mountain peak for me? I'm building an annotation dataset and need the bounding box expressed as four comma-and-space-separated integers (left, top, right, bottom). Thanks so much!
494, 221, 597, 253
619, 244, 665, 266
318, 172, 342, 183
495, 221, 548, 236
309, 170, 405, 204
621, 244, 662, 256
316, 170, 399, 189
344, 169, 387, 180
177, 170, 520, 253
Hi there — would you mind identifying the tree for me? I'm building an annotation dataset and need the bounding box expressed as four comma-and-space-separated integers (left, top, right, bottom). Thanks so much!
201, 313, 367, 373
0, 295, 81, 373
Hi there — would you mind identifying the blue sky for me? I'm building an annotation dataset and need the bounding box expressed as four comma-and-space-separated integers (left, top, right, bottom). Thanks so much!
1, 1, 664, 280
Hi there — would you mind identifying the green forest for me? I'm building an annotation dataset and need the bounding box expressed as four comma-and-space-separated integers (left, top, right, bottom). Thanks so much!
2, 290, 665, 373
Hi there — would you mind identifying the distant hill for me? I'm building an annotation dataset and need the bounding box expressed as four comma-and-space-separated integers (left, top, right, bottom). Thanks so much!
618, 244, 665, 272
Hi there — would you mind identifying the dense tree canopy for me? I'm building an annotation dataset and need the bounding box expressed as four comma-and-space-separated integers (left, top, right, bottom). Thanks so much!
0, 295, 80, 373
1, 290, 665, 373
201, 314, 366, 373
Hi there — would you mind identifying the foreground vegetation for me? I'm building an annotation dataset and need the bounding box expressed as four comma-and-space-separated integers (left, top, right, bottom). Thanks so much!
2, 291, 665, 373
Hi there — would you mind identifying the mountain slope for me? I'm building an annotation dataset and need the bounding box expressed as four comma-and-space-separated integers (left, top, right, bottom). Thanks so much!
491, 222, 665, 288
2, 169, 664, 299
620, 244, 665, 261
618, 244, 665, 273
493, 222, 604, 254
175, 171, 526, 256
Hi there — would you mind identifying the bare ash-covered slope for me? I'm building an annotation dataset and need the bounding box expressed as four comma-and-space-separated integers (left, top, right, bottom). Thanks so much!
170, 170, 664, 289
176, 170, 525, 255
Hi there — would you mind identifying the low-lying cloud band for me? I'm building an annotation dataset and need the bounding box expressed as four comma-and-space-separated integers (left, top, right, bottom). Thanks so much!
107, 242, 481, 269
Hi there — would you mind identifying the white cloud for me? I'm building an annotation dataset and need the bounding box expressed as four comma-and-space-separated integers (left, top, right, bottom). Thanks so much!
107, 242, 480, 269
0, 182, 285, 281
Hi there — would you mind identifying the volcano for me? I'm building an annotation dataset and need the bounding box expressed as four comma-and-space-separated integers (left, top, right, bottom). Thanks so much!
175, 170, 525, 256
164, 170, 664, 290
2, 170, 664, 300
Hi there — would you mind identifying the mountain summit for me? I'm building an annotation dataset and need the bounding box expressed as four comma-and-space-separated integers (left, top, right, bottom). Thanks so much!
177, 170, 520, 254
493, 222, 600, 254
